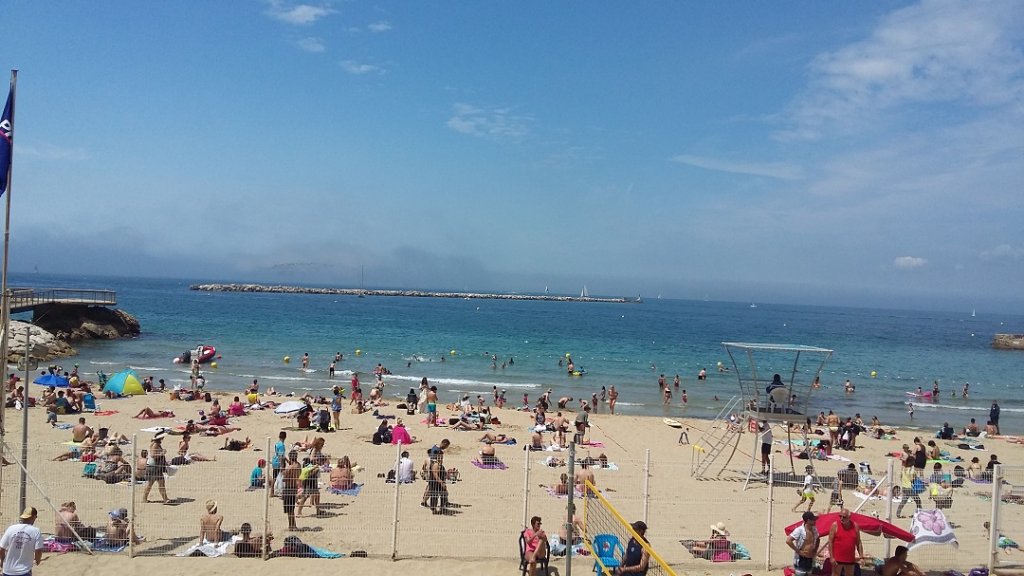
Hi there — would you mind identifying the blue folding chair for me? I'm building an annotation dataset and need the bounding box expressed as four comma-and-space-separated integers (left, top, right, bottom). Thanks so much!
591, 533, 623, 574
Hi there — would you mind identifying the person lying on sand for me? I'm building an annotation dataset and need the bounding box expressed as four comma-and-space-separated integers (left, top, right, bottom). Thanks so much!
479, 432, 508, 443
222, 437, 252, 451
53, 437, 96, 461
134, 408, 175, 419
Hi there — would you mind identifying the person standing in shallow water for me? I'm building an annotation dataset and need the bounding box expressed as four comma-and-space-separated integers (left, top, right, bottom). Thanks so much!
990, 401, 1000, 434
608, 386, 618, 415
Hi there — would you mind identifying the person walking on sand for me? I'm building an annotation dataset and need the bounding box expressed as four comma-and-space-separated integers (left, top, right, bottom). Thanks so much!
792, 465, 816, 513
608, 386, 618, 415
0, 507, 43, 576
826, 509, 863, 576
142, 433, 170, 504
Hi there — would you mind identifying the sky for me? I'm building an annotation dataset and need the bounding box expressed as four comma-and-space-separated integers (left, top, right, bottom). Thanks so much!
3, 1, 1024, 313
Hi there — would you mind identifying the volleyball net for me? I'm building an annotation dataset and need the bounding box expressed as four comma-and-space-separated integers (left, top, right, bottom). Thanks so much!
581, 480, 677, 576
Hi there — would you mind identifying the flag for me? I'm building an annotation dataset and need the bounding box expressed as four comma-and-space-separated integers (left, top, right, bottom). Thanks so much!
0, 84, 13, 197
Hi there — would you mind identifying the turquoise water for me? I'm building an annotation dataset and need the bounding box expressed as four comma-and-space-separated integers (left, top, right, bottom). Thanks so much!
10, 273, 1024, 433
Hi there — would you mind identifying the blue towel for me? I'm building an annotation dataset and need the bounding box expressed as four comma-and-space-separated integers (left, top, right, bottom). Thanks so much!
327, 484, 362, 496
310, 545, 345, 558
92, 540, 129, 553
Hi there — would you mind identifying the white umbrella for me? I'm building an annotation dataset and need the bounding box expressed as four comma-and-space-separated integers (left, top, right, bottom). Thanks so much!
274, 400, 306, 414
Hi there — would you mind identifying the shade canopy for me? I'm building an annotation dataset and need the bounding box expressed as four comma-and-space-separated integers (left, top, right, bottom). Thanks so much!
274, 400, 306, 414
104, 370, 146, 396
784, 512, 914, 542
33, 373, 70, 387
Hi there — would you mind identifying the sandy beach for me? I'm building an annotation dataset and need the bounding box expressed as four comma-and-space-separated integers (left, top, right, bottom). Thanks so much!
1, 382, 1022, 576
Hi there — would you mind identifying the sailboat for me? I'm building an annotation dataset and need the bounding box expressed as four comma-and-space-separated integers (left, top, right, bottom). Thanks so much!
971, 308, 976, 317
544, 286, 549, 295
749, 303, 757, 308
635, 293, 643, 303
357, 266, 366, 298
580, 286, 589, 298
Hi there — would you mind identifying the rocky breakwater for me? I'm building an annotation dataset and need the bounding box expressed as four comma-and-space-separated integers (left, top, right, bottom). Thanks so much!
191, 283, 630, 303
5, 305, 141, 363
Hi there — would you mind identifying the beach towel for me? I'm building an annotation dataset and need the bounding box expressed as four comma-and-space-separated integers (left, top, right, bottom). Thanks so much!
580, 441, 604, 448
140, 426, 171, 433
54, 423, 73, 430
490, 438, 517, 445
93, 410, 119, 416
546, 487, 586, 500
176, 535, 238, 557
308, 545, 345, 558
998, 536, 1019, 550
598, 463, 619, 471
851, 491, 900, 503
471, 458, 507, 470
327, 484, 363, 496
908, 509, 958, 550
91, 539, 129, 553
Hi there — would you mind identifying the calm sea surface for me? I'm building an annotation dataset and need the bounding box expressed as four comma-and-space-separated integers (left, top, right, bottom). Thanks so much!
10, 273, 1024, 434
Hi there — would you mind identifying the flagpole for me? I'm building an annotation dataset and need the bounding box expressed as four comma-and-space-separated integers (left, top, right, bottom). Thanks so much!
0, 69, 19, 512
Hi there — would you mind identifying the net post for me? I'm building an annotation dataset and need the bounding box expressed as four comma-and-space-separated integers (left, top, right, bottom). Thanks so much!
130, 434, 137, 558
391, 440, 401, 560
884, 457, 894, 559
566, 442, 576, 576
989, 464, 1003, 573
765, 452, 775, 571
642, 449, 650, 524
262, 436, 271, 561
522, 439, 531, 529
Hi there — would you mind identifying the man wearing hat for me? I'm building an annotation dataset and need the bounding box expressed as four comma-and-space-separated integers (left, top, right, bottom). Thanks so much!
0, 507, 43, 575
616, 521, 649, 575
106, 508, 132, 546
787, 511, 820, 576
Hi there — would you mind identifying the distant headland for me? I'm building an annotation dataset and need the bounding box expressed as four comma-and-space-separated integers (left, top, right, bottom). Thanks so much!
190, 283, 630, 303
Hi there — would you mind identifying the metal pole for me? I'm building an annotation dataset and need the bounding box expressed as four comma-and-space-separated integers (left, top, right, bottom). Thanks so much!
262, 437, 271, 561
565, 442, 576, 576
989, 464, 1003, 573
0, 70, 19, 515
18, 325, 28, 511
129, 434, 137, 557
884, 457, 895, 559
642, 449, 650, 524
521, 443, 531, 529
391, 440, 401, 559
765, 453, 775, 571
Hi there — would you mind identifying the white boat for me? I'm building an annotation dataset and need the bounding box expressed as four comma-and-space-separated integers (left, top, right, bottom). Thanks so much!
971, 308, 976, 317
580, 286, 589, 298
750, 303, 757, 308
635, 293, 643, 303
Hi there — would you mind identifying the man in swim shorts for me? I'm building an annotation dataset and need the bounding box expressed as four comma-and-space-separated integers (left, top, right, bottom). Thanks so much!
281, 451, 300, 531
426, 386, 438, 426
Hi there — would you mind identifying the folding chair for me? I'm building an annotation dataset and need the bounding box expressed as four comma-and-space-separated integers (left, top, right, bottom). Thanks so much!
519, 530, 550, 576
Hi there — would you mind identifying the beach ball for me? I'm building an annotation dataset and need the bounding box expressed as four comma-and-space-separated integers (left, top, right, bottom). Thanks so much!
283, 356, 291, 364
870, 371, 877, 378
450, 349, 456, 356
210, 362, 218, 369
355, 349, 362, 356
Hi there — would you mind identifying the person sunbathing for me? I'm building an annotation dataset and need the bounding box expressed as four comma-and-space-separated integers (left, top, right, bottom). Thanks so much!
452, 417, 483, 431
479, 432, 508, 444
53, 437, 96, 461
479, 440, 498, 465
134, 407, 175, 419
689, 524, 730, 558
330, 456, 354, 490
554, 473, 570, 495
529, 431, 545, 451
55, 501, 96, 541
199, 499, 225, 544
222, 437, 252, 451
967, 457, 983, 478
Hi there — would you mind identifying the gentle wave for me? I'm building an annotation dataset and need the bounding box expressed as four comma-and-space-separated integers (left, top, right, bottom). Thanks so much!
909, 402, 1024, 413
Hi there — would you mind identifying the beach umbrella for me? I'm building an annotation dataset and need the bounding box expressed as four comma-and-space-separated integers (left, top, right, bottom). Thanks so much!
274, 400, 306, 414
32, 373, 70, 387
104, 370, 146, 396
784, 512, 914, 542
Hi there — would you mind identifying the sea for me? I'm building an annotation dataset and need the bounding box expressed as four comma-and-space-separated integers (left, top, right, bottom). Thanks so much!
9, 273, 1024, 434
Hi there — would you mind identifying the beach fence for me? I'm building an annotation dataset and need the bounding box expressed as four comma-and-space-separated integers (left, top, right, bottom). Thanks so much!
1, 438, 1021, 573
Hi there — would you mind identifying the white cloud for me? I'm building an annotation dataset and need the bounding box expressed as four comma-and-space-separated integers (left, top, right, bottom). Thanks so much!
19, 143, 88, 161
340, 60, 384, 75
980, 244, 1024, 261
894, 256, 928, 269
446, 103, 532, 140
367, 20, 392, 33
778, 0, 1024, 140
671, 154, 803, 180
266, 2, 334, 25
296, 37, 326, 53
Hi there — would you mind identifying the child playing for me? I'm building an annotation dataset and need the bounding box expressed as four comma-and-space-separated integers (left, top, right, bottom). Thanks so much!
792, 465, 816, 512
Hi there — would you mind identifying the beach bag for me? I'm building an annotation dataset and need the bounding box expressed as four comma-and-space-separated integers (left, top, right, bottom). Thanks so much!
712, 550, 732, 562
82, 463, 98, 477
274, 472, 284, 494
911, 477, 926, 495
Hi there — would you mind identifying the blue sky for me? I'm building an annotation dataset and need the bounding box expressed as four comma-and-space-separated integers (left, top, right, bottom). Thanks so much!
4, 1, 1024, 312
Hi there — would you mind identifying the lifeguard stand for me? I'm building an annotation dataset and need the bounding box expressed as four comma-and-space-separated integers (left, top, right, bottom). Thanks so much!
691, 342, 832, 480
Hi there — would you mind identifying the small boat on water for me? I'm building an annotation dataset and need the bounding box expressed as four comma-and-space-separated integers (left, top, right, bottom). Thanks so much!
173, 344, 217, 364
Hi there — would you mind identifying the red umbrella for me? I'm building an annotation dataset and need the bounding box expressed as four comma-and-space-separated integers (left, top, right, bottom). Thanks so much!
784, 512, 914, 542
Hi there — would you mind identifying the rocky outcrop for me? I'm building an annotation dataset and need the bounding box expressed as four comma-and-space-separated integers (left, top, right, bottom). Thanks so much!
5, 320, 77, 362
31, 304, 141, 341
2, 306, 140, 363
992, 334, 1024, 350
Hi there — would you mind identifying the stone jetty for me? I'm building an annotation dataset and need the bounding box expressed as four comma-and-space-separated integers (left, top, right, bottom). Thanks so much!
190, 283, 630, 303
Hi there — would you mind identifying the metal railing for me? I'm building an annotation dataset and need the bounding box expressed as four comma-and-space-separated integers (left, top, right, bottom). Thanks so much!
7, 288, 117, 311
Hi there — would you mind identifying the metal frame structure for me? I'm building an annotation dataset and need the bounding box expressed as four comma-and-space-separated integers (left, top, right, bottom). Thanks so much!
722, 342, 833, 417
